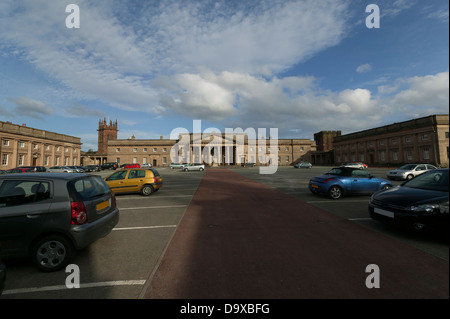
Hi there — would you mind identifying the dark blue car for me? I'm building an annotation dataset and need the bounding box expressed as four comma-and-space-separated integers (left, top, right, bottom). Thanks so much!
309, 167, 393, 199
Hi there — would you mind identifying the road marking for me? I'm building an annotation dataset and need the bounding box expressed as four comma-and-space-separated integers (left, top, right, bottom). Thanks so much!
114, 225, 177, 231
119, 205, 187, 210
2, 280, 146, 295
307, 200, 369, 204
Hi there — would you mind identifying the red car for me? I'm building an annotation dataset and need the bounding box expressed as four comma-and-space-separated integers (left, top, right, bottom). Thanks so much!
120, 163, 141, 168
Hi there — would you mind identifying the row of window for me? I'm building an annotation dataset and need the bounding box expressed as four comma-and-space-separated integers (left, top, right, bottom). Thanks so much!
335, 133, 447, 151
1, 154, 77, 166
336, 148, 431, 163
2, 140, 78, 153
115, 146, 308, 153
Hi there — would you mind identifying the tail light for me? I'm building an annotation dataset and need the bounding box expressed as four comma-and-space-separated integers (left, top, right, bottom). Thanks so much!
71, 201, 87, 225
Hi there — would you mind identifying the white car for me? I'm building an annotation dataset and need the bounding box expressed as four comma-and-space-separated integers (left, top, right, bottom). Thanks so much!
47, 166, 74, 173
140, 163, 152, 168
183, 163, 205, 172
387, 164, 437, 180
343, 163, 365, 169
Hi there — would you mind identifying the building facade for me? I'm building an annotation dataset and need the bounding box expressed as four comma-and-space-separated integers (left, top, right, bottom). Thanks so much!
333, 114, 449, 167
0, 121, 82, 170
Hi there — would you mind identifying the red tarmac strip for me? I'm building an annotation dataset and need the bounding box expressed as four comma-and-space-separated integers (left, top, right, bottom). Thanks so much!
142, 169, 448, 299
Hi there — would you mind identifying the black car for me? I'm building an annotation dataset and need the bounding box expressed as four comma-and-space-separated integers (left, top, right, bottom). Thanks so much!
0, 173, 119, 271
369, 168, 449, 233
101, 162, 118, 170
241, 162, 256, 167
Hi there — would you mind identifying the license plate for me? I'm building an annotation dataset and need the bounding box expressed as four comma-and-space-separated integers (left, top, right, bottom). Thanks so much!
311, 184, 319, 189
96, 199, 110, 212
374, 208, 394, 218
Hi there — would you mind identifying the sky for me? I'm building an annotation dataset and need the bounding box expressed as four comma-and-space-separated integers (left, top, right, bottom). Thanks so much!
0, 0, 448, 152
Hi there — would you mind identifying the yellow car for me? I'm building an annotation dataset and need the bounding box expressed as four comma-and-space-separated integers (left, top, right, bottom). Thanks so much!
104, 168, 163, 196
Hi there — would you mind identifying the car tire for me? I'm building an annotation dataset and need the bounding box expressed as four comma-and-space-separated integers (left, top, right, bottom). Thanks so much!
328, 186, 342, 199
31, 234, 74, 272
406, 174, 414, 180
141, 185, 154, 196
381, 184, 392, 190
199, 168, 204, 171
184, 168, 188, 172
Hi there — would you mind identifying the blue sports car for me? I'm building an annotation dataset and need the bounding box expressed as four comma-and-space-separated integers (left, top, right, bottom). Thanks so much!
309, 167, 393, 199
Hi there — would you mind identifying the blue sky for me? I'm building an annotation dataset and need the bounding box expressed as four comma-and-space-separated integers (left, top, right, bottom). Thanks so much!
0, 0, 448, 151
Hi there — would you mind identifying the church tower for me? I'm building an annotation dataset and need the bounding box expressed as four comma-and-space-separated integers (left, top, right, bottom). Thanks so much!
97, 118, 118, 154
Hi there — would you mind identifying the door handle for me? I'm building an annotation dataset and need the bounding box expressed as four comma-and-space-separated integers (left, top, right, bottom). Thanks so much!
27, 214, 40, 219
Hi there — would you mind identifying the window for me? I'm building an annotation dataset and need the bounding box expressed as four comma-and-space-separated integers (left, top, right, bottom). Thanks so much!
153, 148, 157, 152
56, 157, 60, 165
143, 148, 147, 152
45, 156, 49, 166
33, 143, 38, 149
65, 157, 69, 165
285, 156, 289, 163
0, 180, 51, 207
128, 170, 145, 179
445, 132, 449, 138
421, 134, 428, 140
285, 147, 289, 151
380, 151, 385, 161
423, 148, 430, 160
133, 157, 137, 163
133, 148, 137, 152
105, 170, 127, 181
163, 148, 167, 152
391, 138, 397, 144
2, 154, 8, 166
406, 150, 412, 161
18, 155, 24, 166
163, 157, 167, 164
405, 136, 411, 143
392, 151, 398, 161
19, 142, 25, 148
116, 148, 120, 152
3, 140, 9, 146
300, 147, 304, 151
379, 140, 384, 146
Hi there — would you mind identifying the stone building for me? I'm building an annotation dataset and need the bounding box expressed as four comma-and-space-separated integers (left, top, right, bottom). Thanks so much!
333, 114, 449, 167
0, 120, 81, 170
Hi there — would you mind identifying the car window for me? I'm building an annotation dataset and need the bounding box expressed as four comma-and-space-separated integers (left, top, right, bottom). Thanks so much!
404, 170, 449, 192
351, 170, 370, 178
69, 176, 109, 201
0, 180, 51, 207
128, 170, 145, 179
106, 170, 127, 181
149, 168, 160, 177
398, 164, 416, 170
416, 165, 426, 171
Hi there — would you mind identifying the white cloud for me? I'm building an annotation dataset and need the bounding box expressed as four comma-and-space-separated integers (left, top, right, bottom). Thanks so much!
8, 97, 53, 120
356, 64, 372, 73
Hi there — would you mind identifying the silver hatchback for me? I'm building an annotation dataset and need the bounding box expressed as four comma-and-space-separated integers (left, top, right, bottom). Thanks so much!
387, 164, 437, 180
0, 173, 119, 272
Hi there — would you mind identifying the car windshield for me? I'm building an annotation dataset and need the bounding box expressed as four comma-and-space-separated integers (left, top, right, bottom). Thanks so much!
403, 170, 449, 192
398, 164, 417, 170
326, 168, 348, 176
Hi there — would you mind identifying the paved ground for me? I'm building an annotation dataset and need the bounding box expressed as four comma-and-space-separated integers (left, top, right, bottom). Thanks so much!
142, 168, 449, 299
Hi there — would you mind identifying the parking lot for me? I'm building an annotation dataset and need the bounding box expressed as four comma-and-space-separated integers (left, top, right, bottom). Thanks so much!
1, 166, 448, 299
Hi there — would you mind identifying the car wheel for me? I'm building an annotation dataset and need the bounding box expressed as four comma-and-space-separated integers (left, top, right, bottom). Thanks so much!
381, 184, 392, 190
199, 168, 204, 171
31, 235, 74, 272
184, 168, 188, 172
406, 174, 414, 180
328, 186, 342, 199
141, 185, 154, 196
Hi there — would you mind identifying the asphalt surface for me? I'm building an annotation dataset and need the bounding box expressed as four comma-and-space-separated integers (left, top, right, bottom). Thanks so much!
142, 168, 449, 299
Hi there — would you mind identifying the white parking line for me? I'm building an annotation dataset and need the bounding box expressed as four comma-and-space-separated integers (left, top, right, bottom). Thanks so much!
2, 280, 146, 295
113, 225, 177, 231
119, 205, 187, 210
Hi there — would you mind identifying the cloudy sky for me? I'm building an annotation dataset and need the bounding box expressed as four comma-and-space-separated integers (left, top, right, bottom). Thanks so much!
0, 0, 448, 151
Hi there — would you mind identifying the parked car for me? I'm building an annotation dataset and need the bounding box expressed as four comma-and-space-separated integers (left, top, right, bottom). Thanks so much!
294, 162, 312, 169
104, 168, 163, 196
85, 165, 100, 172
0, 170, 6, 174
169, 163, 187, 169
0, 256, 5, 296
183, 163, 205, 172
387, 164, 437, 181
343, 163, 366, 169
0, 173, 119, 271
101, 162, 119, 170
47, 166, 74, 173
19, 166, 47, 172
69, 166, 85, 173
241, 162, 256, 167
120, 163, 141, 168
140, 163, 152, 168
5, 168, 35, 174
369, 168, 449, 233
309, 167, 392, 199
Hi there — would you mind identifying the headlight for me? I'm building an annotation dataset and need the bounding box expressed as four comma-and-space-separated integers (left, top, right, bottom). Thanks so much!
408, 204, 440, 214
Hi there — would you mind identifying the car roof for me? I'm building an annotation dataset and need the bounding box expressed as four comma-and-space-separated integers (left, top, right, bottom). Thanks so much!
0, 172, 90, 181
